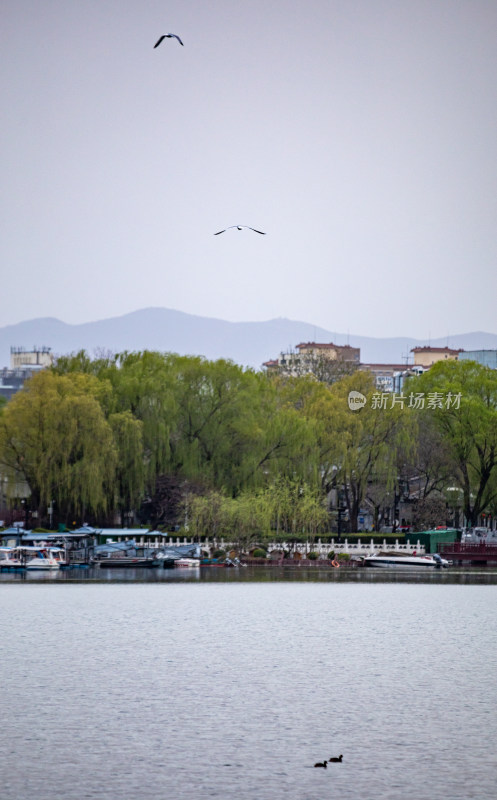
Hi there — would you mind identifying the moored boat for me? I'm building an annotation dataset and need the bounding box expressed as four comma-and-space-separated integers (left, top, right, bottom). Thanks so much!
93, 555, 160, 567
174, 557, 200, 568
363, 552, 450, 569
156, 543, 202, 568
91, 539, 160, 567
23, 546, 66, 570
0, 547, 25, 571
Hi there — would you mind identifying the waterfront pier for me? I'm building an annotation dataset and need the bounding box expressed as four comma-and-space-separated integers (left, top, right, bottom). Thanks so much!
439, 542, 497, 564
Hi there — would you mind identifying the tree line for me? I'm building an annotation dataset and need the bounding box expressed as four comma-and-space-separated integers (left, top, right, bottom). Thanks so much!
1, 351, 496, 536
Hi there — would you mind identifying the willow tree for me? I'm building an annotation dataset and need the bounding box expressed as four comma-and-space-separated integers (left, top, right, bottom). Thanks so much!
55, 349, 179, 484
279, 374, 346, 495
108, 410, 144, 521
187, 479, 328, 550
187, 490, 227, 539
323, 372, 414, 532
0, 371, 117, 523
258, 475, 328, 537
188, 489, 269, 551
410, 360, 497, 526
166, 357, 314, 494
223, 491, 273, 550
167, 356, 253, 484
100, 351, 179, 482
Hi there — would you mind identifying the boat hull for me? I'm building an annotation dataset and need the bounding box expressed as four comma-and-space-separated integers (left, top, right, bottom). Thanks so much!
93, 558, 159, 568
364, 555, 447, 569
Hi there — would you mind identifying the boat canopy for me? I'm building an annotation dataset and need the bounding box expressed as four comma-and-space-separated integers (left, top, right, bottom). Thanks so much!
22, 532, 94, 542
94, 540, 137, 554
73, 525, 102, 534
160, 544, 201, 558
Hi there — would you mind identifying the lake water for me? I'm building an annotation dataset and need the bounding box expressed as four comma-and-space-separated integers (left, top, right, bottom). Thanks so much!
1, 568, 496, 799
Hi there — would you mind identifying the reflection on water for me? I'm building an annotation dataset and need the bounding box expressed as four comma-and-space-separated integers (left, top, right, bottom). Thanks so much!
2, 564, 497, 584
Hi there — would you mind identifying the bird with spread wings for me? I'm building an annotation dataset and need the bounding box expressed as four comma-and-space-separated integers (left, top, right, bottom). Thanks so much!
214, 226, 266, 235
154, 34, 184, 47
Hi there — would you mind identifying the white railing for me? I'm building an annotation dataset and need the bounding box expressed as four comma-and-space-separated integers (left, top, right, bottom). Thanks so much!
100, 531, 426, 556
227, 538, 426, 556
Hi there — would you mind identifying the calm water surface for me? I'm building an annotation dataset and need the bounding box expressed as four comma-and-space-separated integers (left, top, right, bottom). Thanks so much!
1, 570, 496, 800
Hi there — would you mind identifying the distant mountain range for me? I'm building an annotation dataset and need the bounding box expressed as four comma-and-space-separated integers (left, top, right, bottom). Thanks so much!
1, 307, 496, 370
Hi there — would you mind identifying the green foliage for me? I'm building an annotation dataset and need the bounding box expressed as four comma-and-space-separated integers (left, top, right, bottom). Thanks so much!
307, 551, 319, 560
108, 411, 144, 513
252, 548, 267, 558
332, 374, 415, 530
187, 476, 329, 545
410, 360, 497, 525
4, 348, 470, 532
0, 371, 117, 521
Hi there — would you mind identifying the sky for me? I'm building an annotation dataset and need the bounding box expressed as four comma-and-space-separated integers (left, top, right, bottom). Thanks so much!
2, 0, 497, 340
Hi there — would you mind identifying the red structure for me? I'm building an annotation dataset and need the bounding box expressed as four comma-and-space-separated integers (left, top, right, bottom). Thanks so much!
439, 542, 497, 564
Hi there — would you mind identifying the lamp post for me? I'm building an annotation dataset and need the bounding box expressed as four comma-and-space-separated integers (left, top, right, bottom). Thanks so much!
0, 476, 7, 522
337, 504, 347, 543
20, 498, 29, 529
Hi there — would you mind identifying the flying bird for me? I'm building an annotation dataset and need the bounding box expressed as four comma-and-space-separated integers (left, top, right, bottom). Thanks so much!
213, 226, 266, 235
154, 34, 184, 47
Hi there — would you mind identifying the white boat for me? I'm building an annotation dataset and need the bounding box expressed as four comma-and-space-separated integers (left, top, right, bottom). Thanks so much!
23, 546, 66, 570
174, 558, 201, 568
0, 547, 25, 570
363, 552, 450, 569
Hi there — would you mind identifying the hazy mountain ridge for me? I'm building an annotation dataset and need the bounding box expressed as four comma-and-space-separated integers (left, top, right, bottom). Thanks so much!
1, 308, 496, 370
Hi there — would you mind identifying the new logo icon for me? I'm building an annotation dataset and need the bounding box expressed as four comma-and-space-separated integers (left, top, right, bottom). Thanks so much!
348, 391, 367, 411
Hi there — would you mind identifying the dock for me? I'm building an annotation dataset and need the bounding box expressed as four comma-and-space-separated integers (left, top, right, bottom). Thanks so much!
439, 542, 497, 564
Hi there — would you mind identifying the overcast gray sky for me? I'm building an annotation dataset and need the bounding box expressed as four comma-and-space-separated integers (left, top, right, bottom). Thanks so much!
2, 0, 497, 340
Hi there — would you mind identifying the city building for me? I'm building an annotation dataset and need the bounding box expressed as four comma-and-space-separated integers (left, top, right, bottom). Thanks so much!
411, 346, 463, 367
359, 363, 426, 393
458, 350, 497, 369
0, 346, 53, 401
263, 341, 360, 375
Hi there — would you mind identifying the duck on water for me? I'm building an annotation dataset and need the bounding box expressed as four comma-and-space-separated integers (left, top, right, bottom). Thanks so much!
314, 755, 343, 767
